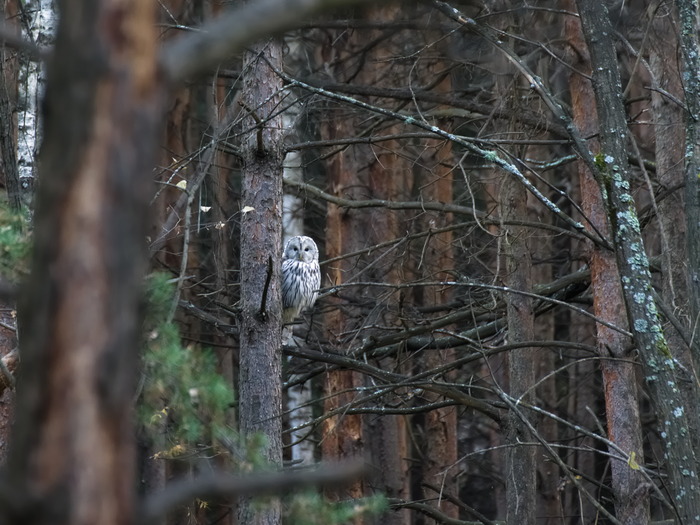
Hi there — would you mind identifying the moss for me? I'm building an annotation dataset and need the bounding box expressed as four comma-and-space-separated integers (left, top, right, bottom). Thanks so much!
654, 334, 673, 360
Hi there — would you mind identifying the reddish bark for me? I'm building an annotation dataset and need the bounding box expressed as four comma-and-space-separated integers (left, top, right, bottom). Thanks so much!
649, 0, 700, 454
566, 4, 648, 523
322, 139, 371, 503
502, 164, 537, 525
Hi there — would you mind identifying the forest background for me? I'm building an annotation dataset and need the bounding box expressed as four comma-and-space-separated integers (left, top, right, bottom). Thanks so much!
1, 1, 700, 524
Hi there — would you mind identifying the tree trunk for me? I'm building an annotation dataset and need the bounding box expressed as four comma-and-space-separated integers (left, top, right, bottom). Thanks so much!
578, 0, 700, 520
677, 0, 700, 378
0, 0, 20, 210
649, 0, 700, 457
1, 1, 162, 524
237, 35, 285, 525
282, 37, 315, 465
502, 162, 537, 525
566, 4, 648, 522
16, 0, 56, 205
491, 11, 537, 521
318, 8, 414, 522
415, 123, 458, 523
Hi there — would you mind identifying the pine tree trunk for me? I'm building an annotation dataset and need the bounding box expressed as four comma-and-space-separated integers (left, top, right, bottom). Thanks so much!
237, 36, 285, 525
649, 0, 700, 457
566, 5, 649, 522
578, 0, 700, 519
1, 1, 162, 523
677, 0, 700, 382
414, 85, 458, 523
502, 160, 537, 525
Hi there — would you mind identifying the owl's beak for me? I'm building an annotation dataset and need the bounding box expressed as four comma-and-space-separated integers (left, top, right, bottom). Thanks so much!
297, 253, 304, 261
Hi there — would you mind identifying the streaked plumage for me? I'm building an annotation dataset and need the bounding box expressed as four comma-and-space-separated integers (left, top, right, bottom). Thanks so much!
282, 236, 321, 324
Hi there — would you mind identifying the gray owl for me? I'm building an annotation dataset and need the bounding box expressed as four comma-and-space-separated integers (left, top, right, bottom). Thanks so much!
282, 236, 321, 324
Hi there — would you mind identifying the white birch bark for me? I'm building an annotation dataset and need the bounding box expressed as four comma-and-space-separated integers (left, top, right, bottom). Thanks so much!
17, 0, 57, 199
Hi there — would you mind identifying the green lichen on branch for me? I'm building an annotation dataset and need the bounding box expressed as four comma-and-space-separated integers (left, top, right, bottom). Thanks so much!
484, 150, 500, 163
593, 154, 671, 365
593, 152, 608, 171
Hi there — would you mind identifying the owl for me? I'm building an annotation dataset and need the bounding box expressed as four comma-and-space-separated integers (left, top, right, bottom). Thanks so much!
282, 236, 321, 324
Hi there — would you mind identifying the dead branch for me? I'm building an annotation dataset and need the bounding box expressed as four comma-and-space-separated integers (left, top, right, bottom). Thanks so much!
139, 460, 366, 524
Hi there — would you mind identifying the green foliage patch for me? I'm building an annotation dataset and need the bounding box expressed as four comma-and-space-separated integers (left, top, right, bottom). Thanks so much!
284, 493, 387, 525
0, 204, 31, 282
139, 272, 235, 453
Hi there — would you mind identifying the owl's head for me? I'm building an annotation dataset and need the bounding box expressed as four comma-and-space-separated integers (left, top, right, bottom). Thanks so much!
283, 236, 319, 263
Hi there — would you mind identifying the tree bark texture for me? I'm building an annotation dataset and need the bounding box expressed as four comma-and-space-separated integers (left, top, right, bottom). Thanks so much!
0, 0, 21, 466
0, 0, 20, 210
577, 0, 700, 520
0, 1, 162, 524
237, 36, 285, 525
677, 0, 700, 376
649, 0, 700, 457
493, 13, 537, 522
566, 4, 649, 522
414, 100, 458, 522
502, 164, 537, 525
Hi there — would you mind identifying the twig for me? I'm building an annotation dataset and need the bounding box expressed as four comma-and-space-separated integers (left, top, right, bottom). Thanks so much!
430, 2, 610, 204
167, 186, 194, 323
267, 60, 610, 250
325, 279, 630, 338
422, 483, 497, 525
178, 300, 238, 334
0, 22, 46, 61
150, 90, 242, 255
498, 391, 623, 525
387, 498, 488, 525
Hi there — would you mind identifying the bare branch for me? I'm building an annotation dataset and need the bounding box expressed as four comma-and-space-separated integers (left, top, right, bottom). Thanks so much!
271, 64, 610, 249
160, 0, 379, 84
0, 22, 46, 61
139, 461, 366, 523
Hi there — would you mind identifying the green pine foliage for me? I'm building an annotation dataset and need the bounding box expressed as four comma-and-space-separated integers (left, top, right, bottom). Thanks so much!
284, 493, 387, 525
0, 204, 31, 282
139, 272, 235, 455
